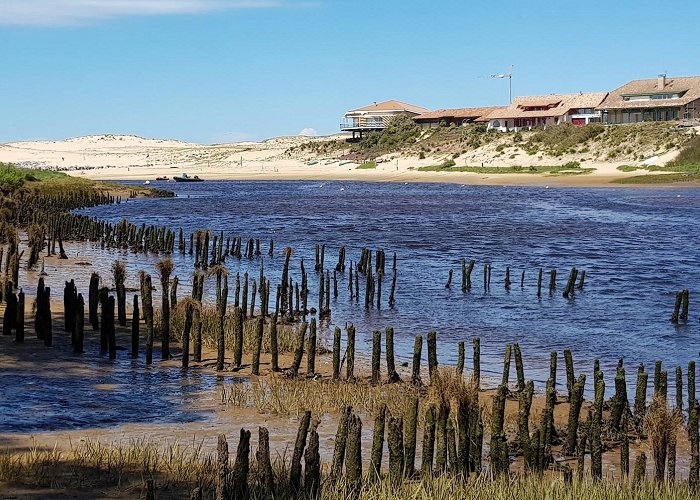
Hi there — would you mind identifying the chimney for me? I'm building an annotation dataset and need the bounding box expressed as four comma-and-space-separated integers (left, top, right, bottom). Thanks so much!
657, 74, 666, 89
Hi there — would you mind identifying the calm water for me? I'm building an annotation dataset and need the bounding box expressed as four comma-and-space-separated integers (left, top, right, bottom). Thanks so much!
4, 180, 698, 433
76, 181, 700, 388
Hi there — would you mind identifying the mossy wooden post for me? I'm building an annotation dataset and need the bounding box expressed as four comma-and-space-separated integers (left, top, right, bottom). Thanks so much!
591, 379, 604, 481
73, 293, 83, 353
447, 418, 458, 474
635, 365, 648, 421
3, 291, 17, 337
537, 268, 543, 298
290, 410, 311, 493
107, 296, 116, 359
330, 406, 351, 483
564, 349, 575, 401
388, 416, 405, 484
332, 326, 341, 380
668, 425, 677, 483
427, 330, 438, 383
371, 330, 381, 385
233, 306, 243, 367
89, 272, 99, 330
549, 351, 557, 402
518, 380, 534, 469
461, 258, 467, 291
250, 316, 264, 375
130, 296, 139, 358
346, 324, 356, 381
501, 344, 512, 388
99, 287, 109, 351
156, 258, 173, 360
564, 374, 586, 456
216, 277, 229, 372
473, 336, 481, 389
421, 405, 436, 477
181, 300, 193, 368
490, 384, 508, 476
386, 326, 401, 383
369, 404, 386, 482
404, 396, 419, 478
541, 380, 556, 467
689, 361, 696, 411
412, 335, 422, 385
306, 318, 317, 377
457, 341, 465, 376
576, 427, 587, 481
514, 343, 525, 392
269, 316, 279, 372
689, 401, 699, 490
445, 270, 453, 288
242, 272, 249, 319
215, 434, 229, 500
15, 290, 25, 343
620, 412, 630, 478
231, 428, 251, 499
304, 419, 321, 499
676, 365, 683, 411
505, 266, 511, 290
256, 427, 275, 496
671, 291, 682, 323
291, 322, 308, 377
632, 452, 646, 485
144, 275, 154, 364
346, 413, 363, 496
435, 404, 448, 474
549, 269, 556, 293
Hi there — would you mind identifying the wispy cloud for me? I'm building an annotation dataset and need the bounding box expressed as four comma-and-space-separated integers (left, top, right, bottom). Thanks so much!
0, 0, 309, 26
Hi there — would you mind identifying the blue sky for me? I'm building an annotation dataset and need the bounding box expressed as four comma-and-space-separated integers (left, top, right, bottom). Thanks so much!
1, 0, 699, 144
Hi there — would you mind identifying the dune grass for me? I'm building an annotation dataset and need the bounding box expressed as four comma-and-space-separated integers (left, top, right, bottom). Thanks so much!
417, 162, 593, 176
356, 161, 377, 169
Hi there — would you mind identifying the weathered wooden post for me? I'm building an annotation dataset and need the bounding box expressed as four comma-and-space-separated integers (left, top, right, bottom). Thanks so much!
15, 289, 25, 343
489, 384, 508, 476
445, 269, 453, 288
369, 404, 386, 482
405, 396, 419, 478
269, 315, 279, 372
473, 336, 481, 389
388, 416, 405, 483
537, 268, 543, 298
385, 326, 401, 383
671, 291, 682, 323
421, 405, 435, 478
231, 428, 251, 499
632, 452, 647, 485
564, 349, 574, 401
330, 406, 351, 483
412, 335, 422, 385
501, 344, 512, 388
156, 258, 174, 360
346, 413, 363, 495
514, 343, 525, 392
591, 379, 605, 481
130, 296, 139, 358
89, 272, 99, 330
427, 330, 438, 382
564, 374, 586, 456
256, 427, 275, 496
689, 361, 696, 410
291, 322, 308, 377
518, 381, 534, 469
371, 330, 381, 385
457, 341, 465, 376
306, 318, 317, 377
304, 419, 321, 499
144, 274, 154, 364
215, 434, 229, 500
346, 323, 356, 381
290, 410, 311, 492
689, 401, 699, 490
107, 296, 116, 359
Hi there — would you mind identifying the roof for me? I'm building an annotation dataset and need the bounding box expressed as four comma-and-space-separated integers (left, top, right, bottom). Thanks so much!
413, 106, 505, 122
346, 100, 429, 114
597, 76, 700, 110
486, 92, 608, 120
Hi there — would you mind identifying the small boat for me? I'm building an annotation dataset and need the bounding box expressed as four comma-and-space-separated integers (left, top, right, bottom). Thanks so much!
143, 180, 150, 185
173, 173, 203, 183
155, 176, 169, 181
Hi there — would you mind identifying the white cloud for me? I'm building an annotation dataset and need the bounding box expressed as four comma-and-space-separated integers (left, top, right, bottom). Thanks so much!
0, 0, 309, 26
298, 127, 317, 137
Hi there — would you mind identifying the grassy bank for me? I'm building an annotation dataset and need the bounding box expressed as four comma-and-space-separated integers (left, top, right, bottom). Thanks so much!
417, 161, 594, 176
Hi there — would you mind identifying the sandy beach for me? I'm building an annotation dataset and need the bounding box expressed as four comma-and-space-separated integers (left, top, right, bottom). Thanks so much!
1, 134, 697, 188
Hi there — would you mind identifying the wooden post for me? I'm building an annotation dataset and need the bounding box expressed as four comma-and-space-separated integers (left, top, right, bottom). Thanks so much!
252, 316, 264, 375
144, 275, 154, 364
633, 452, 646, 485
346, 324, 356, 381
388, 416, 405, 483
256, 427, 275, 495
564, 349, 574, 401
514, 343, 525, 392
131, 296, 139, 358
369, 404, 386, 482
346, 413, 363, 495
371, 330, 381, 385
501, 344, 512, 388
304, 419, 321, 498
404, 396, 419, 478
330, 406, 351, 483
107, 296, 116, 359
215, 434, 229, 500
386, 326, 400, 383
270, 316, 279, 372
290, 410, 311, 492
564, 374, 586, 456
537, 268, 543, 298
518, 380, 534, 469
291, 322, 308, 377
427, 330, 438, 382
307, 318, 317, 376
473, 337, 481, 390
231, 428, 251, 499
689, 401, 699, 490
332, 326, 341, 380
73, 293, 83, 353
421, 405, 436, 477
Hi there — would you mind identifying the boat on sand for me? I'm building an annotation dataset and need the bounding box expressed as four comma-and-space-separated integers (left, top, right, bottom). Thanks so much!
173, 173, 203, 183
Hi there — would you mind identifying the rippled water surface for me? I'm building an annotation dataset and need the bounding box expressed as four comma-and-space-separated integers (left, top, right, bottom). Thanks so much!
75, 181, 700, 382
4, 181, 698, 433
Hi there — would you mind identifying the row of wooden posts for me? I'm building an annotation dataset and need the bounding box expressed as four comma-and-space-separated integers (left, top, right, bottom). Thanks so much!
446, 259, 586, 299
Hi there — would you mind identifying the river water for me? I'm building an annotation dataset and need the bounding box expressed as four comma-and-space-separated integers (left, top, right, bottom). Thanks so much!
69, 181, 700, 389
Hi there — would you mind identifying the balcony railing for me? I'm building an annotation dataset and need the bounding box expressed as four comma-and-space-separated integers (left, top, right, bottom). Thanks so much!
340, 121, 386, 131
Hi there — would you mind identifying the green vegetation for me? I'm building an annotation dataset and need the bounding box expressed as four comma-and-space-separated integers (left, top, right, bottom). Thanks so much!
356, 161, 377, 170
523, 123, 605, 157
668, 134, 700, 167
352, 115, 421, 158
616, 165, 641, 172
418, 161, 593, 176
0, 162, 75, 192
611, 172, 698, 184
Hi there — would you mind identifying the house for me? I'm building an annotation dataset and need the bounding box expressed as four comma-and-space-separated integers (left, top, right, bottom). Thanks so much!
412, 106, 505, 129
340, 100, 429, 139
597, 75, 700, 124
486, 92, 608, 132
